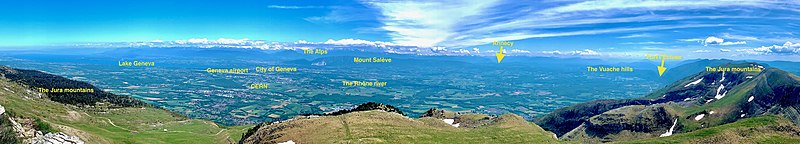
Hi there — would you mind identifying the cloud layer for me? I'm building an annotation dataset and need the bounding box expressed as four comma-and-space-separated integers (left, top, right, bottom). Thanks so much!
362, 0, 798, 48
739, 41, 800, 55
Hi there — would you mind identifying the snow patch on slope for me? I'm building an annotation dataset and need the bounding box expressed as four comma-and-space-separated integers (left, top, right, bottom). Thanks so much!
442, 119, 460, 127
659, 119, 678, 137
714, 84, 727, 99
694, 114, 705, 121
684, 78, 704, 87
443, 119, 454, 124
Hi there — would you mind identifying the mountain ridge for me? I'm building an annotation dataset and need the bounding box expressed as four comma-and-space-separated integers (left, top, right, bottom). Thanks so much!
0, 65, 251, 143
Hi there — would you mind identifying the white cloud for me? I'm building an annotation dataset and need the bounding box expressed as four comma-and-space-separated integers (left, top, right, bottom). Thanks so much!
536, 0, 770, 15
698, 36, 747, 46
720, 41, 746, 45
305, 6, 376, 23
617, 33, 653, 39
694, 50, 711, 53
187, 38, 209, 43
679, 38, 704, 42
510, 49, 531, 54
574, 49, 601, 56
541, 49, 602, 56
454, 49, 471, 54
704, 36, 724, 46
365, 0, 497, 47
171, 38, 254, 45
721, 33, 759, 41
322, 39, 395, 47
215, 38, 250, 45
267, 5, 324, 9
364, 0, 795, 48
738, 41, 800, 55
621, 41, 665, 45
720, 49, 731, 52
295, 40, 311, 44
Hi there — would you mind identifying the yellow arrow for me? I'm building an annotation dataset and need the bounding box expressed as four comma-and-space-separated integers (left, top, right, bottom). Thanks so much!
496, 46, 505, 63
657, 58, 667, 76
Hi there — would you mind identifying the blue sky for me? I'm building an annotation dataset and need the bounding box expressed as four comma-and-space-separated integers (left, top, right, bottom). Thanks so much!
2, 0, 800, 60
0, 0, 384, 45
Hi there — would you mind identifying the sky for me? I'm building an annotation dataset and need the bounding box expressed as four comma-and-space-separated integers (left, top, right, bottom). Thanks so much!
1, 0, 800, 60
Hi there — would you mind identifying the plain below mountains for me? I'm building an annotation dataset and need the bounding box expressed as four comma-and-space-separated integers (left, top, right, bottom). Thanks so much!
241, 62, 800, 143
4, 60, 800, 143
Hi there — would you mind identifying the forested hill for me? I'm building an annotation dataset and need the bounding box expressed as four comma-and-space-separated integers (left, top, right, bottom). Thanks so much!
0, 66, 147, 107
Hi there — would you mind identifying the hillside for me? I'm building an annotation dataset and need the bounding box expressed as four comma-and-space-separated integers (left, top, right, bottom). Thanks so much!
621, 115, 800, 144
0, 66, 146, 107
0, 66, 252, 143
535, 62, 800, 142
238, 102, 800, 144
239, 105, 560, 144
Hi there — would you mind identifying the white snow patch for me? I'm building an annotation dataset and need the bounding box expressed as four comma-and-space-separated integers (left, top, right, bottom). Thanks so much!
442, 119, 454, 125
278, 140, 296, 144
741, 114, 746, 118
660, 119, 678, 137
720, 71, 726, 82
748, 96, 755, 102
684, 78, 704, 87
746, 76, 753, 79
0, 104, 5, 115
684, 98, 692, 101
709, 111, 715, 114
694, 114, 706, 121
714, 84, 727, 99
442, 119, 460, 127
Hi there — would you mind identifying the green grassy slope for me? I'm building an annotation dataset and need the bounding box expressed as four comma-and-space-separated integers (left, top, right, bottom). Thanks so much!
620, 115, 800, 144
537, 62, 800, 142
240, 110, 563, 143
0, 78, 253, 143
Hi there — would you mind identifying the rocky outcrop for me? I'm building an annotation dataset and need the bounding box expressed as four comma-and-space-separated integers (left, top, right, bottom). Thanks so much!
324, 102, 404, 116
2, 104, 83, 144
1, 105, 19, 144
29, 132, 84, 144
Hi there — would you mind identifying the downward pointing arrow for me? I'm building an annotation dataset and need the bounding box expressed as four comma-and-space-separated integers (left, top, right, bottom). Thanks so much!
657, 58, 667, 76
496, 46, 505, 63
